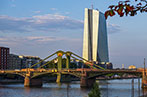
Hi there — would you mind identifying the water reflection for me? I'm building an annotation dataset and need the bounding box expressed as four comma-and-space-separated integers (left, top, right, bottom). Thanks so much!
0, 79, 144, 97
138, 78, 141, 97
100, 79, 143, 97
24, 87, 31, 94
142, 88, 147, 97
132, 79, 134, 97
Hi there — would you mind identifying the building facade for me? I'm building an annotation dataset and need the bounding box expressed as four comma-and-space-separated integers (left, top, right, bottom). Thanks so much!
8, 54, 21, 70
82, 8, 109, 62
0, 47, 9, 69
19, 55, 41, 68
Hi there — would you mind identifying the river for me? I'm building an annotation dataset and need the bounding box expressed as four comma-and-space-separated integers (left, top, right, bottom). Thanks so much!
0, 79, 144, 97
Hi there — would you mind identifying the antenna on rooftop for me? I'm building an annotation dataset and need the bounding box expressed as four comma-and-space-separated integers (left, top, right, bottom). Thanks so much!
91, 0, 94, 9
91, 4, 93, 9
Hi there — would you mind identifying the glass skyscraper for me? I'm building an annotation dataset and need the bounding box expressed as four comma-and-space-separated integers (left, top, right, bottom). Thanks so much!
82, 8, 109, 62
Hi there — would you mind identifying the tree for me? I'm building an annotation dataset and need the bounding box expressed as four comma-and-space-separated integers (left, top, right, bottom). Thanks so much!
105, 0, 147, 19
88, 82, 101, 97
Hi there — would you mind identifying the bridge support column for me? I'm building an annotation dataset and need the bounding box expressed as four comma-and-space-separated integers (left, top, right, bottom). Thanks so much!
24, 76, 31, 87
24, 72, 42, 87
80, 77, 96, 88
66, 52, 71, 69
142, 70, 147, 88
24, 77, 43, 87
56, 73, 62, 83
80, 72, 96, 88
56, 51, 63, 83
57, 51, 63, 71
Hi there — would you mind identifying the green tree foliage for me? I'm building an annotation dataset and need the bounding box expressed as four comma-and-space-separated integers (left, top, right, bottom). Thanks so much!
88, 82, 101, 97
105, 0, 147, 19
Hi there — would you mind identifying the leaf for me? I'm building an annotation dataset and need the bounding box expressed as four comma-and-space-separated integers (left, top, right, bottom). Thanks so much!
114, 6, 119, 11
104, 11, 110, 19
118, 1, 123, 5
137, 3, 142, 6
130, 11, 137, 16
109, 10, 115, 16
119, 12, 124, 17
125, 0, 130, 3
116, 4, 124, 15
126, 5, 134, 11
109, 5, 115, 9
125, 9, 129, 16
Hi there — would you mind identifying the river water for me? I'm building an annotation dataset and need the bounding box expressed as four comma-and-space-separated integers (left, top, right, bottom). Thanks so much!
0, 79, 144, 97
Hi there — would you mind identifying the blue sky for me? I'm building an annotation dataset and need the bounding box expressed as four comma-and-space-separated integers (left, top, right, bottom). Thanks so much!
0, 0, 147, 68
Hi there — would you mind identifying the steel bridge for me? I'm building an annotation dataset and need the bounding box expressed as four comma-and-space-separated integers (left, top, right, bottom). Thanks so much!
0, 50, 146, 88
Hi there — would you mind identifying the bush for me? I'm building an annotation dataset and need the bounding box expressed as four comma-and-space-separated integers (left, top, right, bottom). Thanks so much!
88, 82, 101, 97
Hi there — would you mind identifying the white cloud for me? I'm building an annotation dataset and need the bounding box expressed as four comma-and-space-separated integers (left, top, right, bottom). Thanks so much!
32, 14, 67, 24
107, 23, 121, 34
33, 11, 41, 14
0, 36, 82, 57
0, 36, 81, 46
50, 8, 58, 11
0, 14, 83, 33
65, 12, 70, 15
0, 14, 120, 34
26, 36, 60, 42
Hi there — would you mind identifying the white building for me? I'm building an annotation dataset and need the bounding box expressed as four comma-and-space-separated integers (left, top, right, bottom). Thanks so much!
82, 8, 109, 62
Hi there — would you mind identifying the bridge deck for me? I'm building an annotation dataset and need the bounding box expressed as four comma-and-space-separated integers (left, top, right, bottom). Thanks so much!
0, 69, 142, 74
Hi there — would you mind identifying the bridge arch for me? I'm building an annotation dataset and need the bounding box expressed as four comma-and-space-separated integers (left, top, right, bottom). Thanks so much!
87, 72, 142, 79
31, 72, 81, 79
31, 72, 59, 79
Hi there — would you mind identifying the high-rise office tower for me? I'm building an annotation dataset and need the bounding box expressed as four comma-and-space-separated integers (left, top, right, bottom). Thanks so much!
82, 8, 109, 62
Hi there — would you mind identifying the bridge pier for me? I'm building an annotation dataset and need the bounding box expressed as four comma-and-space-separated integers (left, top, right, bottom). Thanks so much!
24, 72, 42, 87
24, 77, 43, 87
80, 72, 96, 88
56, 51, 63, 83
80, 77, 96, 88
56, 73, 62, 83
